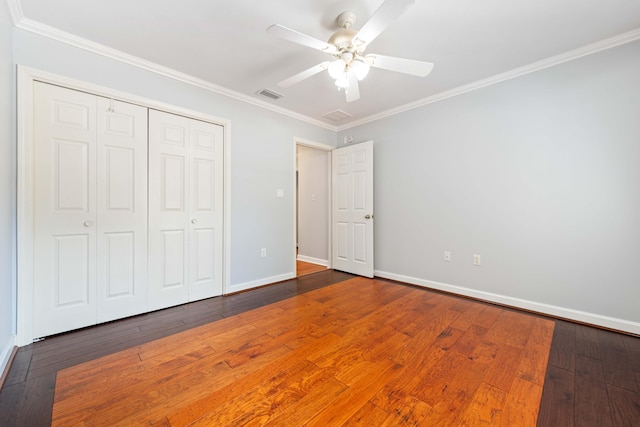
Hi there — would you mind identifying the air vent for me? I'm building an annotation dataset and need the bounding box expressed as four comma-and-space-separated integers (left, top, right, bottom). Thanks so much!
256, 88, 283, 100
322, 110, 352, 122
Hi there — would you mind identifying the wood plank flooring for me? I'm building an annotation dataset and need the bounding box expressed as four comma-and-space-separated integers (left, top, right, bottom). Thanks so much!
55, 277, 554, 425
296, 260, 327, 277
536, 320, 640, 426
1, 270, 639, 425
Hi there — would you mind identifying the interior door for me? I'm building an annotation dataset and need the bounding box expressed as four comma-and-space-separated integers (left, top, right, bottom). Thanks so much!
33, 82, 98, 337
332, 141, 374, 277
148, 109, 223, 310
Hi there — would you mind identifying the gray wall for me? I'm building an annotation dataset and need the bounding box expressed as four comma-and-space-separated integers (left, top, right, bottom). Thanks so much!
0, 1, 15, 368
339, 40, 640, 331
297, 145, 329, 264
12, 29, 337, 293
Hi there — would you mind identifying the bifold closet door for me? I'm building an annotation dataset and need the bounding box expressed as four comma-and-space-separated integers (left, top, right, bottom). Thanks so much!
95, 97, 148, 323
33, 82, 148, 338
148, 109, 224, 310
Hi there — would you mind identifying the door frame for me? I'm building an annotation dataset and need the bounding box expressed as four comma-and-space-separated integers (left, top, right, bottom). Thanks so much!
292, 138, 333, 274
16, 66, 231, 346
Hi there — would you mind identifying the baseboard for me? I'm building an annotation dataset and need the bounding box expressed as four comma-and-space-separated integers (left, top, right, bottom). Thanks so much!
227, 272, 296, 294
0, 336, 16, 389
296, 255, 329, 267
375, 270, 640, 336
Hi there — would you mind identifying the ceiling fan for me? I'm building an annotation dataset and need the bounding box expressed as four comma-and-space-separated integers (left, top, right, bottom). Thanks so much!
266, 0, 434, 102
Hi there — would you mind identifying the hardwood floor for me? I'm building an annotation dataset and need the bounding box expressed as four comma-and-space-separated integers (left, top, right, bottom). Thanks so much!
537, 320, 640, 426
296, 260, 327, 277
1, 271, 639, 426
54, 277, 553, 425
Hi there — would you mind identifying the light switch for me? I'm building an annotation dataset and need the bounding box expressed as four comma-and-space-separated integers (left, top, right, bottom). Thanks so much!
276, 189, 284, 198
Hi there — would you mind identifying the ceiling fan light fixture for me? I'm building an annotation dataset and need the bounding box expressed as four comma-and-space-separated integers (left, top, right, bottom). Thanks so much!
328, 59, 347, 79
335, 72, 351, 89
351, 60, 370, 80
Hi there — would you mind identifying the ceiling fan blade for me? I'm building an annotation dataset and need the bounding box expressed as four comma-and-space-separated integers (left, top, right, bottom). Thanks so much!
267, 24, 337, 54
353, 0, 414, 47
366, 54, 434, 77
278, 62, 330, 88
346, 73, 360, 102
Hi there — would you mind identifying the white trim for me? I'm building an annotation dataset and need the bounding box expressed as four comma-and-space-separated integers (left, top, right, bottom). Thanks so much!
339, 27, 640, 131
0, 336, 15, 380
16, 66, 232, 345
296, 255, 329, 267
293, 138, 333, 275
375, 270, 640, 336
5, 0, 23, 25
228, 273, 295, 294
295, 138, 335, 151
12, 17, 336, 132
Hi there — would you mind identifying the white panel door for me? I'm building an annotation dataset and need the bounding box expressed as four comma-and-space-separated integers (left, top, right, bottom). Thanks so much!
188, 119, 224, 301
148, 110, 223, 310
332, 141, 374, 277
33, 82, 98, 337
96, 97, 148, 323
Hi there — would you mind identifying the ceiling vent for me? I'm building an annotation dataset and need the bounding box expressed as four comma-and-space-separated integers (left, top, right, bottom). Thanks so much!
322, 109, 352, 122
256, 88, 283, 100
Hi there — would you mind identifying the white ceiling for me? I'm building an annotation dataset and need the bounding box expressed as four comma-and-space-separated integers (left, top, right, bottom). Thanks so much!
15, 0, 640, 127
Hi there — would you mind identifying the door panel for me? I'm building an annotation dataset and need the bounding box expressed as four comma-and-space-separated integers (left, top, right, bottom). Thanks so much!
162, 230, 186, 288
54, 139, 90, 211
332, 141, 374, 278
96, 97, 148, 323
104, 232, 134, 297
54, 234, 90, 306
104, 146, 134, 210
188, 120, 223, 301
149, 111, 190, 309
33, 82, 97, 337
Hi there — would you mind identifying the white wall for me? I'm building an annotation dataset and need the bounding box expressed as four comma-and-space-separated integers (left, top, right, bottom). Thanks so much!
297, 145, 329, 265
0, 1, 15, 372
338, 40, 640, 334
12, 29, 337, 294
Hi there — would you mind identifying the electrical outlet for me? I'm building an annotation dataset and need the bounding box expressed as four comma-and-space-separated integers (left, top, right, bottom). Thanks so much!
444, 251, 451, 262
261, 248, 267, 257
473, 254, 481, 266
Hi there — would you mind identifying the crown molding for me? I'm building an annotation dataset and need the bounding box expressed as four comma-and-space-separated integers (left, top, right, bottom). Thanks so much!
11, 14, 338, 132
5, 0, 23, 25
338, 26, 640, 131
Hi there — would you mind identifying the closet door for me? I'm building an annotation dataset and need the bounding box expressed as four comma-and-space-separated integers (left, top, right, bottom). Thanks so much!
148, 109, 223, 310
33, 83, 148, 337
33, 82, 98, 337
96, 97, 148, 323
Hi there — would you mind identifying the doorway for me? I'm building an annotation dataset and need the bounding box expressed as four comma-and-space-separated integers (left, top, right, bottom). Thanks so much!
294, 139, 332, 277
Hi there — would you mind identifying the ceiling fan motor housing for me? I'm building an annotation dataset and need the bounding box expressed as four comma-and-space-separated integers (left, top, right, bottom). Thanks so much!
328, 28, 357, 50
337, 11, 356, 29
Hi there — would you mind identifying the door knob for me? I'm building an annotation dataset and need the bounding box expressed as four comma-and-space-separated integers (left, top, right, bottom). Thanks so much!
83, 221, 93, 227
364, 214, 373, 220
191, 219, 197, 224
